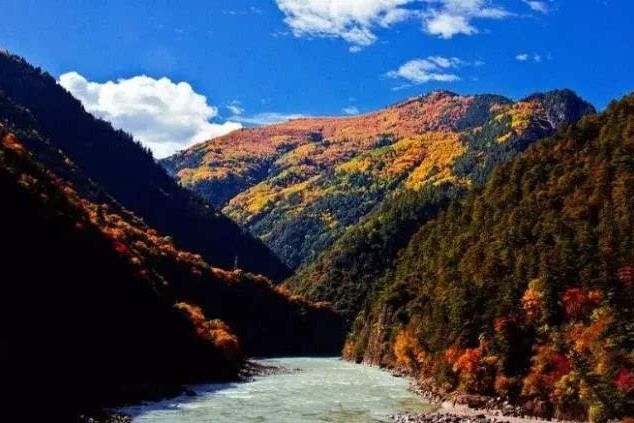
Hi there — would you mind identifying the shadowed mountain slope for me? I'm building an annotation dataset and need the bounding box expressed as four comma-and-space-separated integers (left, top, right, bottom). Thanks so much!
0, 51, 290, 281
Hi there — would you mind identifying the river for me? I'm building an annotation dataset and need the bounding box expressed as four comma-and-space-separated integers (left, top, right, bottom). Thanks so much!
121, 357, 432, 422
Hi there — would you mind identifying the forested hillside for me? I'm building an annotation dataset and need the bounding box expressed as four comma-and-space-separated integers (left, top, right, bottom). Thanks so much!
165, 90, 594, 270
344, 95, 634, 421
0, 83, 342, 420
285, 91, 595, 323
0, 51, 289, 281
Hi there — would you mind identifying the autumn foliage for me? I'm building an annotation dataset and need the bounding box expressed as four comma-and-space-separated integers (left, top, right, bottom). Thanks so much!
343, 94, 634, 421
165, 91, 590, 271
176, 302, 241, 361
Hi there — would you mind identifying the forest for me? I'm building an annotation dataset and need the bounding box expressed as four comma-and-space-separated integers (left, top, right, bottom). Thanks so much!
344, 94, 634, 421
0, 49, 632, 422
0, 53, 342, 421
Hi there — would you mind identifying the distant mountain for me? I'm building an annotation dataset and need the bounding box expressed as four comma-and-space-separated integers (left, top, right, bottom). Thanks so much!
0, 93, 342, 420
0, 51, 290, 281
164, 90, 594, 270
284, 89, 595, 326
344, 94, 634, 421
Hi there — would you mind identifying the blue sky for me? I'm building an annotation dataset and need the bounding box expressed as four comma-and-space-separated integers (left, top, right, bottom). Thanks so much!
1, 0, 632, 157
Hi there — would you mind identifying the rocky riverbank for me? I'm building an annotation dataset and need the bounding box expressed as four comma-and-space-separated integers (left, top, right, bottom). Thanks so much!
391, 405, 576, 423
391, 385, 577, 423
77, 413, 132, 423
388, 371, 575, 423
391, 412, 506, 423
240, 359, 302, 379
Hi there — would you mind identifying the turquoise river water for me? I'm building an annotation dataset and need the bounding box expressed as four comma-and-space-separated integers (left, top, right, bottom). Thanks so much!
121, 357, 432, 422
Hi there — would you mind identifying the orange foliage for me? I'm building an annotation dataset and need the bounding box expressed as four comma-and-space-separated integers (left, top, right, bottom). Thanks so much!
393, 329, 426, 370
521, 286, 544, 322
173, 92, 479, 212
1, 133, 24, 152
444, 346, 463, 365
565, 311, 612, 354
175, 302, 241, 360
452, 343, 497, 393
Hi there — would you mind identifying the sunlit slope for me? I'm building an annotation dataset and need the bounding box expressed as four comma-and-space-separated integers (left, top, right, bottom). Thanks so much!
165, 90, 594, 269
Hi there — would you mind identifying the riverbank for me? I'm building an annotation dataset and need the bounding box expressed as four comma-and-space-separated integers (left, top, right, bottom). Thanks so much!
390, 377, 577, 423
391, 401, 576, 423
104, 357, 428, 422
78, 359, 306, 422
80, 358, 564, 423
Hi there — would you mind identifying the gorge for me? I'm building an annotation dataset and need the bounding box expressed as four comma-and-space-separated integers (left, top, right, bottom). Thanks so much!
0, 49, 632, 423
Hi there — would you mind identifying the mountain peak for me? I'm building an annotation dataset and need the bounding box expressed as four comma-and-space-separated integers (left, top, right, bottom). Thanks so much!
164, 88, 594, 269
523, 88, 596, 128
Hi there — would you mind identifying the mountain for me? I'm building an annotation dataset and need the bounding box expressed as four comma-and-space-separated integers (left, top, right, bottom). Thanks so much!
0, 111, 343, 421
163, 90, 594, 270
282, 90, 594, 326
344, 95, 634, 421
0, 57, 342, 420
0, 51, 289, 281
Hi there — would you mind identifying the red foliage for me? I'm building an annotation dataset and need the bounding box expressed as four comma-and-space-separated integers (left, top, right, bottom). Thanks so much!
453, 347, 483, 375
550, 352, 572, 379
561, 288, 602, 319
617, 265, 633, 288
112, 241, 130, 255
615, 368, 634, 393
494, 315, 520, 336
523, 344, 571, 399
445, 347, 463, 365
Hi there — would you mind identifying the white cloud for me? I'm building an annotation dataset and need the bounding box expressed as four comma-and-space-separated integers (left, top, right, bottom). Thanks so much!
423, 0, 511, 38
231, 112, 305, 126
387, 56, 462, 84
274, 0, 513, 49
424, 13, 476, 38
58, 72, 241, 158
522, 0, 549, 14
227, 101, 245, 116
342, 106, 360, 115
515, 53, 545, 63
274, 0, 411, 48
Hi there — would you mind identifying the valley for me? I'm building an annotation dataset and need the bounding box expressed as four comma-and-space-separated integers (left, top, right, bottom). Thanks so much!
0, 50, 632, 423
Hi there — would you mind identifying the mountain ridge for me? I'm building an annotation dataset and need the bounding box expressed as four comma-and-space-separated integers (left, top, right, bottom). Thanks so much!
0, 79, 343, 419
164, 89, 594, 269
0, 51, 290, 281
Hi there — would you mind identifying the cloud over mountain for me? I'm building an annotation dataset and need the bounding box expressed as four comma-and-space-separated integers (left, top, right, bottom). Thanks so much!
59, 72, 241, 158
387, 56, 462, 85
